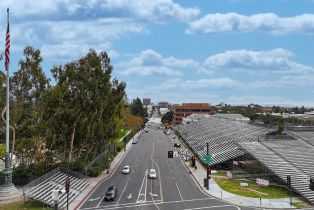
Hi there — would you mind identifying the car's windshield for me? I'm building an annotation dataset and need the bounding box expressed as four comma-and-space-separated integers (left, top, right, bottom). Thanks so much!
106, 191, 113, 195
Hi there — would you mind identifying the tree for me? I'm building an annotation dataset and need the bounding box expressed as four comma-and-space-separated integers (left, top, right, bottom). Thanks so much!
44, 50, 126, 162
10, 46, 50, 164
130, 98, 145, 118
161, 111, 174, 124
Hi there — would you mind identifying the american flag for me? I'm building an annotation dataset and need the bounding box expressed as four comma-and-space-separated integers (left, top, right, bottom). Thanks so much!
5, 16, 10, 71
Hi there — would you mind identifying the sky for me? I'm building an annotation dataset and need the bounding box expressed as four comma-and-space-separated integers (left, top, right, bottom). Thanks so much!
2, 0, 314, 106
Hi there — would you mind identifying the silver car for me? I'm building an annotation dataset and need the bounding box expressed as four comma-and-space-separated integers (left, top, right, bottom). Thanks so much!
148, 169, 157, 179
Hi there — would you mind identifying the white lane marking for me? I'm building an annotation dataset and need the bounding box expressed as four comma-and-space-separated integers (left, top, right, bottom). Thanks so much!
116, 180, 129, 205
183, 205, 242, 210
81, 198, 216, 210
88, 197, 101, 202
93, 143, 134, 208
144, 168, 148, 203
175, 182, 183, 201
136, 170, 147, 203
151, 141, 163, 201
127, 193, 132, 199
81, 202, 235, 210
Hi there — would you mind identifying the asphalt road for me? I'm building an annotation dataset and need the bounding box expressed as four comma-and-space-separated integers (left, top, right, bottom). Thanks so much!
80, 122, 257, 210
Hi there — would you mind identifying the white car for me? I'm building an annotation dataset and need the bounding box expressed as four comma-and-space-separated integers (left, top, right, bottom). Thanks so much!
148, 169, 157, 179
122, 165, 130, 174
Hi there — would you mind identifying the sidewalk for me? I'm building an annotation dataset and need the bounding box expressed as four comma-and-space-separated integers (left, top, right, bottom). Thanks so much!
182, 158, 301, 209
71, 131, 142, 210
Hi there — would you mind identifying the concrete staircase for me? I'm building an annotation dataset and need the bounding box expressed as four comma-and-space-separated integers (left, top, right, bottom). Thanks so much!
240, 141, 314, 204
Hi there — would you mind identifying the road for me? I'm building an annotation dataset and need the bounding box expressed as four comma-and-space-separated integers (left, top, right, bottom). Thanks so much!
79, 122, 257, 210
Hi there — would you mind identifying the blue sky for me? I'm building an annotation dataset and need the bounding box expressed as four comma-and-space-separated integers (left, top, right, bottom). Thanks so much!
2, 0, 314, 106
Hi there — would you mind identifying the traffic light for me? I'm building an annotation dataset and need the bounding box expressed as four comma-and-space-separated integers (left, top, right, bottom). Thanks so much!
65, 178, 70, 193
287, 175, 291, 188
207, 166, 211, 179
191, 155, 195, 167
310, 178, 314, 191
168, 151, 173, 158
174, 143, 181, 148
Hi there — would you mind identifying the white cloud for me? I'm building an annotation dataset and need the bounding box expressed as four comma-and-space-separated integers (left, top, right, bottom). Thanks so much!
118, 49, 199, 76
247, 75, 314, 88
202, 48, 314, 75
156, 78, 240, 90
9, 18, 144, 63
2, 0, 199, 22
187, 13, 314, 35
13, 18, 145, 45
1, 0, 199, 64
121, 66, 182, 76
41, 42, 119, 61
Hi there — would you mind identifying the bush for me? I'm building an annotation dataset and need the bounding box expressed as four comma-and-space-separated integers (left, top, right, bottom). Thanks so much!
87, 166, 102, 177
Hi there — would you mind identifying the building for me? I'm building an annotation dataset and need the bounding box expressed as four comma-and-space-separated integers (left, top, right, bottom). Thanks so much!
182, 113, 211, 124
158, 102, 168, 108
159, 108, 169, 116
173, 103, 215, 125
143, 98, 151, 106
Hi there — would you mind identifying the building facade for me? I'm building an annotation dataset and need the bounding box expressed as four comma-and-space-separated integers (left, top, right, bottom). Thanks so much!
143, 98, 151, 106
173, 103, 215, 125
158, 101, 168, 108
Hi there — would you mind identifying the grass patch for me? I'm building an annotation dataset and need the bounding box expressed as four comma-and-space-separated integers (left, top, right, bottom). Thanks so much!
213, 171, 227, 176
214, 177, 296, 198
292, 201, 311, 208
0, 200, 52, 210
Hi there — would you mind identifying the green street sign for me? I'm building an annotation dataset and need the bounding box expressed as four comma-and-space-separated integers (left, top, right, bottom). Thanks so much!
203, 154, 212, 164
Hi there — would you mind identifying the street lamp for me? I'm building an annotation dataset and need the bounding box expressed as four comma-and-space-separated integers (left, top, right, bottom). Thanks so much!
52, 189, 66, 210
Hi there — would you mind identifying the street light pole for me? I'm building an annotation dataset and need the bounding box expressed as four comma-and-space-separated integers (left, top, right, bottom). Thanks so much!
206, 142, 209, 190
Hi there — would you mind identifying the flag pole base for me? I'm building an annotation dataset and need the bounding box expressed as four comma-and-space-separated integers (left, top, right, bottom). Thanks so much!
0, 168, 21, 201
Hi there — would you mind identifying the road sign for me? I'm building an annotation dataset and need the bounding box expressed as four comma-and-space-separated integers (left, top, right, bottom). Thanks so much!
174, 151, 178, 157
203, 154, 212, 164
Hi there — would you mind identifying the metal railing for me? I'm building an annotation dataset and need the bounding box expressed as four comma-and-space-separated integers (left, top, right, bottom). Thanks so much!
83, 144, 114, 174
23, 167, 60, 196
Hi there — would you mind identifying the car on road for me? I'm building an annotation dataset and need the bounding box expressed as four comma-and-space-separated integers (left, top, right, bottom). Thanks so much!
132, 138, 138, 144
122, 165, 130, 174
104, 186, 118, 201
148, 169, 157, 179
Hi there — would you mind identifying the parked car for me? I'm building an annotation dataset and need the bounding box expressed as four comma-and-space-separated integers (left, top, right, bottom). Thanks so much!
148, 169, 157, 179
132, 138, 138, 144
122, 165, 130, 174
104, 186, 118, 201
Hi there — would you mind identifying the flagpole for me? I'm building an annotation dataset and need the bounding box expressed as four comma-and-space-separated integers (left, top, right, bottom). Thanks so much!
3, 7, 12, 187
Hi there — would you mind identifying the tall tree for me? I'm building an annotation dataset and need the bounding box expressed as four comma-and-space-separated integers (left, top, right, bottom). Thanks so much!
10, 46, 50, 163
130, 98, 145, 118
44, 50, 126, 162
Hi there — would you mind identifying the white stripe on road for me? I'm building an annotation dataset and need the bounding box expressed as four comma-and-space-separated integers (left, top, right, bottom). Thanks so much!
183, 205, 242, 210
136, 170, 147, 203
82, 202, 237, 210
116, 180, 129, 205
144, 168, 148, 203
81, 197, 217, 210
175, 182, 183, 202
